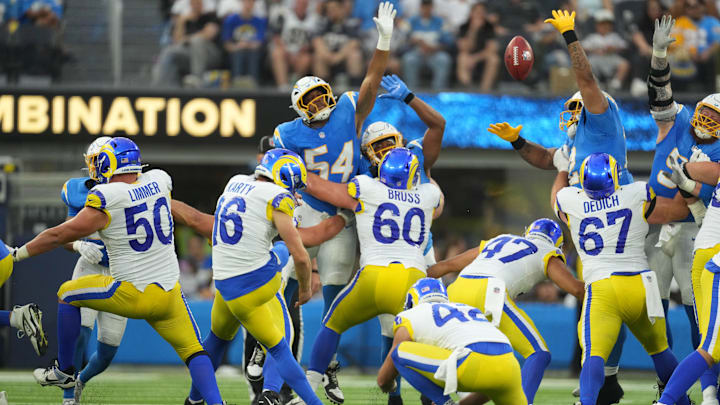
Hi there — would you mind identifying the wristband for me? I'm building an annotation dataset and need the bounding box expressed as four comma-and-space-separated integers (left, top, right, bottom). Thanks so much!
72, 241, 82, 252
682, 164, 693, 180
679, 189, 694, 198
377, 35, 391, 51
511, 136, 526, 150
403, 92, 415, 104
14, 245, 29, 262
562, 30, 578, 45
312, 269, 319, 274
652, 48, 667, 58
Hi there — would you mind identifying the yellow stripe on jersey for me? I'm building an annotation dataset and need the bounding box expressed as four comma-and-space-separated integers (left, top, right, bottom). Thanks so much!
543, 250, 566, 276
393, 316, 415, 340
266, 194, 296, 221
477, 240, 488, 254
85, 191, 112, 229
643, 185, 657, 220
355, 200, 365, 214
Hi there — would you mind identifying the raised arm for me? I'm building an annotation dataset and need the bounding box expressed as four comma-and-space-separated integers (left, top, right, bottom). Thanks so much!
274, 211, 313, 306
355, 2, 396, 134
487, 123, 559, 170
426, 246, 479, 278
648, 16, 679, 139
305, 172, 360, 211
546, 257, 584, 300
13, 207, 107, 261
171, 199, 214, 239
545, 10, 608, 114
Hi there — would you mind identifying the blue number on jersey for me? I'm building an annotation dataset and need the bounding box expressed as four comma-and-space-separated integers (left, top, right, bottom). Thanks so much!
578, 208, 632, 256
212, 196, 247, 246
481, 236, 538, 263
372, 202, 425, 246
124, 197, 173, 252
432, 304, 486, 327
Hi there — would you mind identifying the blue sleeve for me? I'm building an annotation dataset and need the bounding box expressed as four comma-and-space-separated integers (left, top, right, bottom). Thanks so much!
222, 15, 236, 42
357, 156, 373, 176
582, 98, 622, 138
700, 183, 715, 205
61, 179, 83, 217
273, 125, 294, 152
409, 143, 429, 184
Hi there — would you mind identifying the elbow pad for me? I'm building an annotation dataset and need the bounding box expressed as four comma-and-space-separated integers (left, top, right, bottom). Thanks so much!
648, 64, 677, 121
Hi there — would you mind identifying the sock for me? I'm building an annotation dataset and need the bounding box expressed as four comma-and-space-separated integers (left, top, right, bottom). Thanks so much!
604, 366, 619, 376
663, 299, 673, 349
268, 339, 322, 405
658, 351, 710, 405
522, 351, 551, 403
0, 310, 10, 327
651, 349, 680, 384
309, 326, 340, 374
262, 348, 283, 392
73, 327, 92, 371
284, 278, 299, 308
79, 342, 118, 383
57, 303, 81, 373
685, 304, 700, 349
605, 326, 625, 369
579, 355, 605, 405
391, 346, 450, 405
322, 285, 344, 319
381, 335, 402, 397
700, 364, 720, 394
189, 332, 231, 402
187, 354, 222, 405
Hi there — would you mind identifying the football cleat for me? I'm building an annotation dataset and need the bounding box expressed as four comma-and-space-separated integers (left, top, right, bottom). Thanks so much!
323, 361, 344, 404
596, 374, 623, 405
62, 399, 75, 405
257, 390, 282, 405
0, 391, 7, 405
420, 394, 433, 405
279, 384, 295, 404
74, 379, 85, 403
33, 361, 76, 389
13, 303, 48, 356
184, 397, 204, 405
246, 343, 265, 382
388, 394, 403, 405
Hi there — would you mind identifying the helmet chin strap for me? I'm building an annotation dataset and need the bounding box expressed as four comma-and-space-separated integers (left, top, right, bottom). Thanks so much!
567, 123, 577, 139
695, 127, 714, 140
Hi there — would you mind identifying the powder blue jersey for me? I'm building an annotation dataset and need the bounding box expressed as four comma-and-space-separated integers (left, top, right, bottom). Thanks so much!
564, 97, 633, 187
649, 105, 720, 221
61, 177, 109, 267
274, 91, 363, 215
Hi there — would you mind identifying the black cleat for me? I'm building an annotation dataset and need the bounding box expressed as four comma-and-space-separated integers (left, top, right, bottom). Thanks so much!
257, 391, 282, 405
323, 361, 344, 404
388, 394, 403, 405
184, 397, 205, 405
420, 394, 433, 405
597, 374, 624, 405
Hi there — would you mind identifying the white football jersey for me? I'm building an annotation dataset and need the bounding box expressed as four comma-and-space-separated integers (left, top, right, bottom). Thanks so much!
460, 234, 565, 299
555, 182, 653, 284
394, 302, 509, 350
349, 175, 440, 271
212, 175, 296, 281
695, 179, 720, 250
85, 169, 179, 292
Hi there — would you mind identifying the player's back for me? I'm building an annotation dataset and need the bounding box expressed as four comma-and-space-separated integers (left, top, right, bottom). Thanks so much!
62, 176, 109, 267
212, 174, 296, 280
86, 169, 178, 291
556, 181, 651, 284
459, 234, 564, 298
351, 174, 440, 270
274, 91, 362, 214
568, 97, 632, 186
395, 302, 510, 351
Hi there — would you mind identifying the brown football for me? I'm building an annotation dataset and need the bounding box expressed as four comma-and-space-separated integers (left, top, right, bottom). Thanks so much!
504, 35, 534, 81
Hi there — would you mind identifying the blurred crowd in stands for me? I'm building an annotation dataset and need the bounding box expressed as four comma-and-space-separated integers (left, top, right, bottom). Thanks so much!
152, 0, 720, 95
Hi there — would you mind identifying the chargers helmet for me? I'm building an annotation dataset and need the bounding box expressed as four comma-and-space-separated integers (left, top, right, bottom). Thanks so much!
362, 121, 404, 165
255, 148, 308, 194
291, 76, 337, 123
525, 218, 564, 248
580, 153, 620, 200
404, 278, 449, 310
378, 147, 420, 190
691, 93, 720, 139
84, 136, 112, 181
94, 137, 143, 183
559, 90, 617, 138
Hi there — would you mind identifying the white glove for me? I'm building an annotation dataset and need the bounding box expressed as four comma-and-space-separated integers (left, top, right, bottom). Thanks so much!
337, 208, 356, 227
6, 244, 28, 262
690, 146, 711, 163
374, 1, 396, 51
664, 156, 696, 193
652, 15, 676, 57
73, 241, 104, 264
553, 146, 571, 172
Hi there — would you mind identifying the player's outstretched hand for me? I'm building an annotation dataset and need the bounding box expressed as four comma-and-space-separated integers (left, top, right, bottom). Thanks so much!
544, 10, 575, 34
297, 287, 313, 307
690, 146, 711, 163
374, 1, 396, 51
380, 74, 411, 101
487, 122, 522, 142
663, 156, 696, 193
553, 145, 571, 172
73, 241, 104, 264
653, 15, 676, 54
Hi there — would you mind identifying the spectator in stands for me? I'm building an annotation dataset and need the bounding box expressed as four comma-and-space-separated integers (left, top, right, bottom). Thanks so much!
435, 0, 474, 34
680, 0, 720, 89
222, 0, 267, 88
217, 0, 267, 19
311, 0, 363, 86
582, 9, 630, 91
456, 3, 499, 92
402, 0, 453, 90
487, 0, 545, 39
21, 0, 62, 28
354, 1, 409, 75
152, 0, 221, 87
628, 0, 666, 95
268, 0, 317, 88
179, 234, 214, 300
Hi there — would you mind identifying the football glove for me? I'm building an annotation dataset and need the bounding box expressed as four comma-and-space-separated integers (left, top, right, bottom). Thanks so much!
487, 122, 522, 142
545, 10, 576, 34
690, 146, 711, 163
374, 1, 396, 51
553, 146, 571, 172
380, 74, 411, 101
663, 156, 696, 193
73, 241, 105, 264
653, 15, 676, 56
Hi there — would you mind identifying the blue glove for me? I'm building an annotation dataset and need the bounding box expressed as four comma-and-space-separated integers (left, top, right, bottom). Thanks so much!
380, 74, 411, 101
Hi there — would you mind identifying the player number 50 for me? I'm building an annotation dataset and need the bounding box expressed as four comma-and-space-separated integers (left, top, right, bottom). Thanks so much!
124, 197, 173, 252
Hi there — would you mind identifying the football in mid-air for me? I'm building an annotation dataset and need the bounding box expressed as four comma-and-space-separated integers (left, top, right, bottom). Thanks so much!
504, 36, 534, 81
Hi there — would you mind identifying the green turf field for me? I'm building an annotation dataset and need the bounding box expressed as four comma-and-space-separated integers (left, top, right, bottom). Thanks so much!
0, 367, 704, 404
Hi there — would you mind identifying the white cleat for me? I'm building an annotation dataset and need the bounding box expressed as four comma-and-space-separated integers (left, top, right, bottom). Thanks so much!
13, 303, 48, 356
62, 399, 76, 405
323, 361, 344, 404
0, 391, 8, 405
74, 379, 85, 403
33, 362, 76, 389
